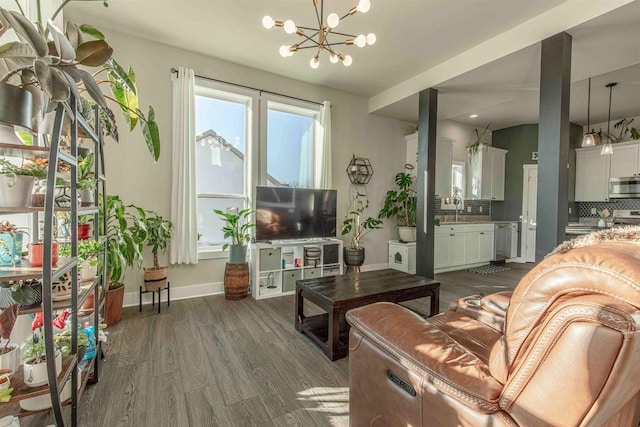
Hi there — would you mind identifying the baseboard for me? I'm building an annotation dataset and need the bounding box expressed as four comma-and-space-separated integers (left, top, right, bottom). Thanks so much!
124, 281, 224, 308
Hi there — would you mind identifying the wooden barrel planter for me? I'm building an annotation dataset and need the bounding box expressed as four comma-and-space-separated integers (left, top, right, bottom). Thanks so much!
224, 263, 249, 300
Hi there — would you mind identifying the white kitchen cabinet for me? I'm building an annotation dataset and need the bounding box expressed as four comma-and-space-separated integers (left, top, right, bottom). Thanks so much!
450, 233, 467, 266
434, 223, 495, 272
575, 147, 611, 201
434, 233, 451, 269
478, 230, 495, 262
467, 145, 507, 201
610, 142, 640, 178
405, 133, 453, 197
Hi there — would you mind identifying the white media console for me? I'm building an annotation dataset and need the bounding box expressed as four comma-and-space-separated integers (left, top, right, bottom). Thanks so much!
249, 238, 344, 300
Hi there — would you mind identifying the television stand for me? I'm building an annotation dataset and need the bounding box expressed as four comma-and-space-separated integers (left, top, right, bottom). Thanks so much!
249, 238, 343, 300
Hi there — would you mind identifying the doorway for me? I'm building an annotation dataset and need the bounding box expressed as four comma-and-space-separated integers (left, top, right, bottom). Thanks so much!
521, 165, 538, 263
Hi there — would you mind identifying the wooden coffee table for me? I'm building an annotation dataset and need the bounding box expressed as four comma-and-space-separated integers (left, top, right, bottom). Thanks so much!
295, 269, 440, 360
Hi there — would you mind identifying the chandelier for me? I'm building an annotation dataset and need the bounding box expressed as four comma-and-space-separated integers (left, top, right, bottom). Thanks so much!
262, 0, 376, 69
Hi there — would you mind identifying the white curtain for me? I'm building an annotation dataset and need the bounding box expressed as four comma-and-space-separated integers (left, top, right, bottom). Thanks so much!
170, 67, 198, 264
314, 100, 332, 189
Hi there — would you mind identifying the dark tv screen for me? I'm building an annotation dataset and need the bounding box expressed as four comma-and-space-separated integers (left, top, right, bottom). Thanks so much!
255, 187, 337, 241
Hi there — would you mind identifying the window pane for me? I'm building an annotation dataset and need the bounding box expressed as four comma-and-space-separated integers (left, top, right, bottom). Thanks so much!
267, 108, 313, 188
196, 95, 246, 194
197, 197, 246, 248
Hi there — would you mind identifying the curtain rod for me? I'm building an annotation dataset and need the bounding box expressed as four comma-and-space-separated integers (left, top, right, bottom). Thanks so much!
170, 68, 323, 106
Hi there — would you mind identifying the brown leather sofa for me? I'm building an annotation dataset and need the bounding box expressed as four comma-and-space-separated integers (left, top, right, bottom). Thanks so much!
346, 240, 640, 426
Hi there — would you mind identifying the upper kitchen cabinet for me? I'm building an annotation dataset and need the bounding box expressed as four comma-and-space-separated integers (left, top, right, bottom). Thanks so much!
405, 133, 453, 197
575, 146, 611, 201
610, 141, 640, 178
467, 145, 507, 201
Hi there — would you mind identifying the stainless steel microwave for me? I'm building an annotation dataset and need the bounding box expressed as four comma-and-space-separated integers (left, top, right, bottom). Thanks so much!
609, 176, 640, 199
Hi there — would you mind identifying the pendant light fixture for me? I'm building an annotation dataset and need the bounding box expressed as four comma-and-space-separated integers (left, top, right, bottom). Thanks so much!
600, 82, 617, 156
581, 78, 600, 148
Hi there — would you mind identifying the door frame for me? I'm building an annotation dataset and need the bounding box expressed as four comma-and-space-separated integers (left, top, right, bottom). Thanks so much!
520, 164, 538, 263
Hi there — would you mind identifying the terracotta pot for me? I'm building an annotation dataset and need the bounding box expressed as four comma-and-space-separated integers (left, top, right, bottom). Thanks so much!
143, 266, 168, 291
81, 287, 103, 311
27, 241, 59, 266
78, 223, 91, 240
104, 285, 125, 326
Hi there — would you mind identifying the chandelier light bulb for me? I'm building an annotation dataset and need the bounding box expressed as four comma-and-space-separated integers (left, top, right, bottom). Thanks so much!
329, 53, 339, 64
310, 56, 320, 69
343, 55, 353, 67
279, 45, 291, 57
262, 15, 275, 29
357, 0, 371, 13
327, 13, 340, 28
284, 19, 297, 34
366, 33, 376, 45
355, 34, 367, 47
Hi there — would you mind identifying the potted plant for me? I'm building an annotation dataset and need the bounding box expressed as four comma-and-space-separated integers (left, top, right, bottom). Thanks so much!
0, 221, 26, 267
0, 159, 46, 208
467, 123, 492, 157
99, 195, 146, 325
59, 240, 103, 283
77, 153, 97, 207
141, 211, 173, 291
0, 304, 19, 374
0, 3, 161, 160
378, 171, 417, 243
341, 191, 382, 268
214, 208, 255, 263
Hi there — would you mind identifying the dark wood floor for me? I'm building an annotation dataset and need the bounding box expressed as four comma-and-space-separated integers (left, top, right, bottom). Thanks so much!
24, 263, 534, 427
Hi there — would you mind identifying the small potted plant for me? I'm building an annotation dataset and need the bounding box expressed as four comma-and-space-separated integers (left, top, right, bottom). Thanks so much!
77, 154, 97, 207
341, 191, 382, 268
59, 240, 103, 283
141, 211, 173, 291
214, 208, 255, 263
0, 304, 19, 374
0, 158, 46, 208
22, 322, 62, 388
0, 221, 26, 267
378, 171, 417, 243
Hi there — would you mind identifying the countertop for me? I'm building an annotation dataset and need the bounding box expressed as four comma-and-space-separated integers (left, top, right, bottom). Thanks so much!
439, 220, 519, 225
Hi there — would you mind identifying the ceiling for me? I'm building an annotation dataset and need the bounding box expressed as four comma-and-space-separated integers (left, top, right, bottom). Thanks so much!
66, 0, 640, 130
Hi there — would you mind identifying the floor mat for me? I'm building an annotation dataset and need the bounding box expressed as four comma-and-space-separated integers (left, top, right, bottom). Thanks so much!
465, 264, 510, 274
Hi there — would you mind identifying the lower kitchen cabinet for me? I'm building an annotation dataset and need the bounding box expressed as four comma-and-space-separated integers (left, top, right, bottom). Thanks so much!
434, 224, 495, 272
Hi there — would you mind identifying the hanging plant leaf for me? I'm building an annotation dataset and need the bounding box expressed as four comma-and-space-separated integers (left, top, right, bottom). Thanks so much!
47, 19, 75, 62
64, 22, 80, 50
79, 24, 105, 40
137, 106, 160, 162
0, 41, 35, 59
0, 9, 48, 57
76, 40, 112, 66
108, 58, 136, 95
34, 58, 70, 102
77, 68, 107, 109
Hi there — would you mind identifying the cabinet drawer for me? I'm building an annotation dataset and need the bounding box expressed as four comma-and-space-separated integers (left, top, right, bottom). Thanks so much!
304, 267, 321, 279
282, 269, 302, 292
259, 248, 282, 271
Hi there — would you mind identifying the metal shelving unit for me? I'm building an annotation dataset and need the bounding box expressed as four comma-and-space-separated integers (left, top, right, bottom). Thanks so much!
0, 94, 107, 426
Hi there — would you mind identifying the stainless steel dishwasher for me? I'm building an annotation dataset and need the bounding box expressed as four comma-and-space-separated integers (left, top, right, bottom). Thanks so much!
494, 223, 518, 262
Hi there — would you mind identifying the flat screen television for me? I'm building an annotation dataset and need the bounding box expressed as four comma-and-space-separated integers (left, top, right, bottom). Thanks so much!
255, 186, 337, 241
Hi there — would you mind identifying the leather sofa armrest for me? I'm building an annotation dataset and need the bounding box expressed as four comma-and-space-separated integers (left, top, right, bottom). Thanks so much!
347, 302, 504, 411
448, 291, 512, 333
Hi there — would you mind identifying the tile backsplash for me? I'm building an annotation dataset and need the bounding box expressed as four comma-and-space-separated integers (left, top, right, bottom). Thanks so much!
578, 199, 640, 219
434, 197, 491, 216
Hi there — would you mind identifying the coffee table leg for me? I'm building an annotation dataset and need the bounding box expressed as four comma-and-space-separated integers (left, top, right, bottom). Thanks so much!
295, 288, 305, 332
430, 289, 440, 316
328, 309, 340, 361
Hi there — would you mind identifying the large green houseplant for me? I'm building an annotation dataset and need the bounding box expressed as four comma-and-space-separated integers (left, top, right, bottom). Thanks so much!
0, 2, 160, 160
100, 195, 147, 325
214, 208, 255, 264
378, 171, 417, 243
141, 211, 173, 291
341, 191, 382, 268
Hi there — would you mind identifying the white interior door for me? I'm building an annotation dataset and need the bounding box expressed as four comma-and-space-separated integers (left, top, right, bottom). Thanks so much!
521, 165, 538, 263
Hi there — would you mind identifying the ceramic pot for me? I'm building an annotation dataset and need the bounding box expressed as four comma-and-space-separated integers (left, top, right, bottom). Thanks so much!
0, 82, 33, 131
0, 175, 34, 208
398, 226, 417, 243
27, 241, 59, 266
23, 351, 62, 387
19, 367, 79, 411
79, 188, 94, 207
0, 415, 20, 427
343, 247, 365, 267
79, 260, 98, 282
77, 223, 91, 240
0, 232, 24, 266
0, 344, 20, 374
229, 245, 247, 264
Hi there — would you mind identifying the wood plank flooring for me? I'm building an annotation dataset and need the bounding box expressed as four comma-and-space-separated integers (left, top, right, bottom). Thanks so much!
23, 263, 533, 427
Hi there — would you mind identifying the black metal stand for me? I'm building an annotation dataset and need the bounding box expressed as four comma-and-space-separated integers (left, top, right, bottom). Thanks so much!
139, 281, 171, 313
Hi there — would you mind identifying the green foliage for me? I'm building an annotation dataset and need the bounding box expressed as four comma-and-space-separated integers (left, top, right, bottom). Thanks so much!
378, 172, 417, 227
77, 153, 97, 190
99, 195, 147, 288
54, 329, 90, 357
341, 191, 382, 249
142, 211, 173, 268
214, 208, 255, 250
0, 158, 47, 179
467, 123, 492, 156
59, 239, 103, 263
0, 1, 160, 161
0, 281, 38, 306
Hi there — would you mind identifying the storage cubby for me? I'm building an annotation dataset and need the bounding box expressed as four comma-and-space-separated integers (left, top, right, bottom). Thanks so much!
250, 239, 343, 299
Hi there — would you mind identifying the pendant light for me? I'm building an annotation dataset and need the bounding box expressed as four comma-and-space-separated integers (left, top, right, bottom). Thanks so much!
581, 78, 600, 147
600, 82, 617, 156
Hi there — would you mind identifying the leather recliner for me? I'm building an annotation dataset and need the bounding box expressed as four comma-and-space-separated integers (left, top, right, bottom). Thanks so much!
346, 240, 640, 426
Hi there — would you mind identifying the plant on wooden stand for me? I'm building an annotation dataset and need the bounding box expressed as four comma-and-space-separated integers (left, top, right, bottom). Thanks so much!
341, 190, 382, 268
100, 195, 147, 326
141, 211, 173, 292
214, 208, 255, 300
378, 170, 417, 243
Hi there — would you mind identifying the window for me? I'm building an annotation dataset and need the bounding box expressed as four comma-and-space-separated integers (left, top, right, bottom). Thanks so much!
441, 161, 465, 210
193, 81, 322, 255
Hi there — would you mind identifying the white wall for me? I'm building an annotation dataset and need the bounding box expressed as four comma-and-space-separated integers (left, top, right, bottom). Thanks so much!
74, 24, 413, 302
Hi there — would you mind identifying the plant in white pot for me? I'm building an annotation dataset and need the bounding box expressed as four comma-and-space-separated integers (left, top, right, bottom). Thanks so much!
342, 191, 382, 268
141, 211, 173, 291
214, 208, 255, 264
22, 323, 62, 388
0, 159, 46, 208
0, 304, 19, 374
378, 172, 417, 243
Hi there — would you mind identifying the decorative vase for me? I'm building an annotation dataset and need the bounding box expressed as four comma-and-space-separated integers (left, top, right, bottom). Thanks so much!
229, 244, 247, 264
0, 175, 34, 208
398, 226, 417, 243
0, 232, 24, 266
343, 247, 365, 267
